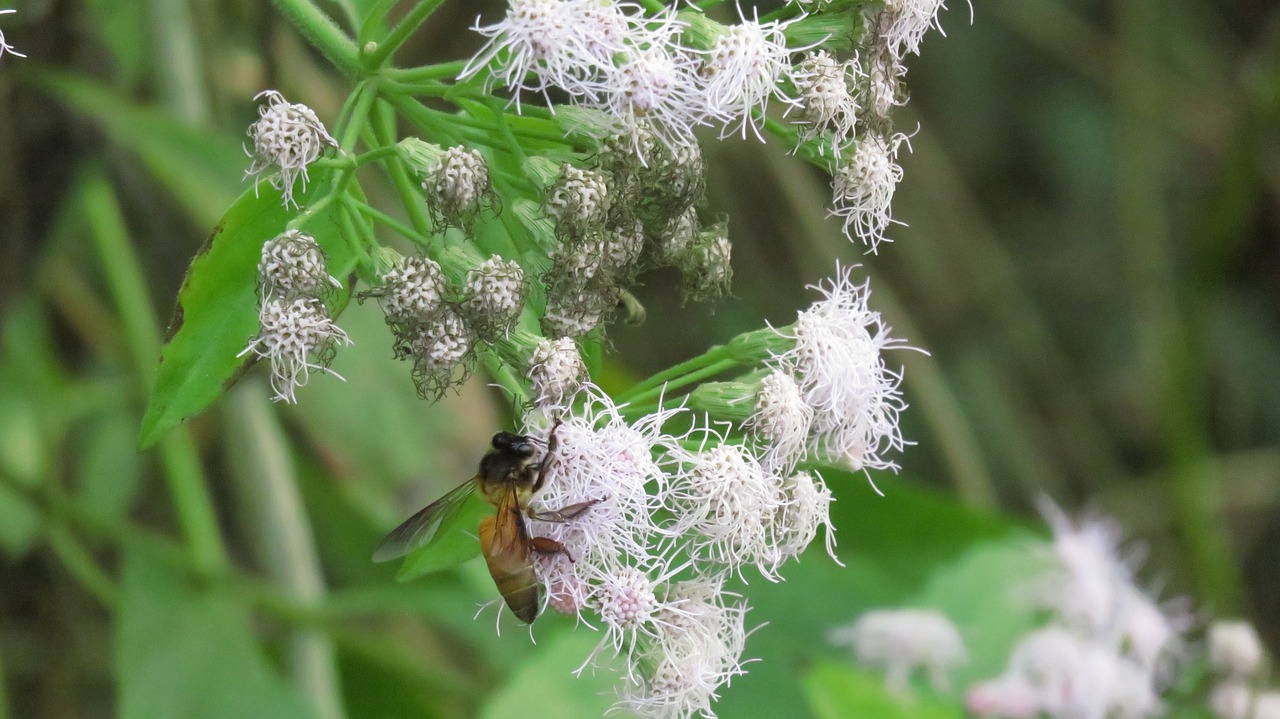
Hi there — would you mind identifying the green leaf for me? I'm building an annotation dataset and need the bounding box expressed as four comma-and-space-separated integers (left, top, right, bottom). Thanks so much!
478, 630, 619, 719
138, 177, 350, 449
117, 548, 319, 719
31, 71, 244, 229
804, 662, 965, 719
76, 407, 144, 523
396, 493, 492, 581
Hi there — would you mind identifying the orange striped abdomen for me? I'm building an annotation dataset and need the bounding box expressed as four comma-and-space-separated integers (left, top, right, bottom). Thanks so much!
478, 513, 539, 623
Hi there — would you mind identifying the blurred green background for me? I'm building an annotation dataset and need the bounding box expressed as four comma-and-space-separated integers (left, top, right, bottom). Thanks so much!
0, 0, 1277, 716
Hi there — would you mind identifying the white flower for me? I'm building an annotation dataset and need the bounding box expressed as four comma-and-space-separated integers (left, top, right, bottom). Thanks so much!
829, 608, 967, 693
775, 265, 911, 473
965, 675, 1040, 718
1209, 620, 1266, 681
788, 50, 858, 155
592, 564, 665, 652
880, 0, 949, 58
528, 336, 586, 406
1254, 691, 1280, 719
542, 288, 611, 338
865, 53, 905, 120
701, 7, 804, 140
239, 297, 351, 403
596, 12, 710, 151
665, 443, 787, 579
376, 255, 447, 324
774, 470, 837, 563
258, 230, 341, 299
620, 580, 750, 719
0, 9, 25, 60
463, 256, 525, 337
831, 131, 908, 249
1210, 682, 1253, 719
245, 90, 337, 209
404, 307, 473, 398
1117, 587, 1187, 681
745, 371, 813, 472
460, 0, 626, 103
422, 146, 492, 228
546, 164, 613, 236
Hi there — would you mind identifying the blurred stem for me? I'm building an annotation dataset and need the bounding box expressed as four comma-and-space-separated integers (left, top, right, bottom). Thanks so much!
391, 61, 467, 82
47, 525, 120, 609
271, 0, 361, 76
1113, 0, 1241, 610
364, 0, 448, 69
80, 171, 230, 575
225, 382, 345, 719
0, 643, 8, 719
149, 0, 209, 125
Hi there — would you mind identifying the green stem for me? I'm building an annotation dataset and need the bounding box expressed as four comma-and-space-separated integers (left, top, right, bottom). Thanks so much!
313, 145, 401, 172
337, 80, 379, 152
344, 196, 433, 247
638, 0, 665, 13
149, 0, 210, 125
616, 346, 735, 404
390, 60, 468, 82
621, 357, 741, 407
363, 0, 448, 69
271, 0, 361, 76
373, 99, 434, 235
483, 354, 531, 407
80, 171, 230, 574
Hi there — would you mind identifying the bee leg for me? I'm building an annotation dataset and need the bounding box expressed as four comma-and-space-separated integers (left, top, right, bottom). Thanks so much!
531, 419, 564, 494
529, 536, 576, 563
526, 498, 602, 523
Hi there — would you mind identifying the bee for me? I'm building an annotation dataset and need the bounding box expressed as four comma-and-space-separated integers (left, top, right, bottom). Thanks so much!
372, 429, 596, 623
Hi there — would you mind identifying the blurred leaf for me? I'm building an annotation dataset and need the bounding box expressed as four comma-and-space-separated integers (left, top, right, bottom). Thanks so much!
117, 549, 318, 719
396, 493, 491, 581
81, 0, 150, 85
138, 176, 351, 449
478, 630, 620, 719
804, 662, 964, 719
32, 71, 243, 228
910, 535, 1046, 687
76, 408, 143, 523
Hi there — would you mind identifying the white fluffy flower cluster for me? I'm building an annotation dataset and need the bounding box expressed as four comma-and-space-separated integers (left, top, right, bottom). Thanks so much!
462, 0, 804, 150
966, 501, 1189, 719
754, 264, 912, 475
245, 90, 337, 209
520, 383, 839, 718
1207, 619, 1279, 719
421, 146, 494, 230
828, 608, 968, 693
241, 231, 349, 403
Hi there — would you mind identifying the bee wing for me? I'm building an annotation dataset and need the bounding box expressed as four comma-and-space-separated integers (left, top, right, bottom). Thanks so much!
372, 477, 479, 562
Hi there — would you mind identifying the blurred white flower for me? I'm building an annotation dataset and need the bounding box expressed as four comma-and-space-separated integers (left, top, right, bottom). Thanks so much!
0, 9, 25, 60
245, 90, 337, 208
1253, 691, 1280, 719
1209, 620, 1266, 681
966, 675, 1041, 718
1027, 499, 1135, 637
1210, 682, 1253, 719
829, 608, 967, 693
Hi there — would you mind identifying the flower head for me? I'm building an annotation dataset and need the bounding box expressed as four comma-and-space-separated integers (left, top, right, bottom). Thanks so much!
829, 608, 967, 693
788, 50, 859, 155
257, 230, 341, 300
546, 164, 614, 237
246, 90, 337, 208
422, 146, 494, 230
239, 297, 351, 403
1208, 620, 1265, 681
746, 371, 813, 472
879, 0, 949, 59
831, 131, 908, 249
402, 306, 474, 399
775, 265, 911, 473
701, 8, 804, 140
373, 255, 447, 325
462, 256, 526, 339
528, 336, 587, 406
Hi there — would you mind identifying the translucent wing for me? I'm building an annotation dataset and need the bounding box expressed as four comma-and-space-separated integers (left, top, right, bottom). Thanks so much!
372, 477, 479, 562
479, 484, 539, 623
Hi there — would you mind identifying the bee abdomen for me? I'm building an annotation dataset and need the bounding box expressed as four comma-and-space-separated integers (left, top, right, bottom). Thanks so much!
478, 516, 540, 624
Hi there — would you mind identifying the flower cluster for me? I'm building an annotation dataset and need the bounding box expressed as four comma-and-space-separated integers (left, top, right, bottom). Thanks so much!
245, 90, 337, 209
1208, 619, 1280, 719
752, 264, 912, 475
515, 375, 841, 718
965, 500, 1189, 719
239, 231, 350, 403
363, 252, 526, 399
828, 608, 968, 693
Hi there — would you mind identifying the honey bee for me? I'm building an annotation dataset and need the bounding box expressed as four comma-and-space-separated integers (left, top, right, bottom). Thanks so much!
372, 429, 596, 623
